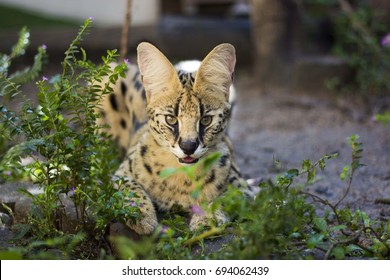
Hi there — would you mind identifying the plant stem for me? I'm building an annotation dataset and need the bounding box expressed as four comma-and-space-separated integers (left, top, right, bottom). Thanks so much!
324, 231, 361, 260
299, 190, 342, 225
374, 198, 390, 205
364, 226, 390, 252
334, 170, 353, 209
183, 227, 225, 246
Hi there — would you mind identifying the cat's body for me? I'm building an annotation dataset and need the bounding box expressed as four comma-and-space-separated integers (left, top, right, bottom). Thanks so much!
99, 43, 247, 234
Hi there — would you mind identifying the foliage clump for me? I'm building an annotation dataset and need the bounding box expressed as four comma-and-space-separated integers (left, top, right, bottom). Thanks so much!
303, 0, 390, 95
332, 1, 390, 95
113, 136, 389, 260
0, 19, 139, 258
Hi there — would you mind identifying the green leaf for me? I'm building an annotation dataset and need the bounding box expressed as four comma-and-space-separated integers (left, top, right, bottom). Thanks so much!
201, 152, 221, 172
307, 166, 317, 184
313, 217, 328, 233
386, 220, 390, 236
301, 159, 311, 172
346, 134, 359, 147
332, 246, 345, 260
338, 208, 352, 224
159, 167, 179, 179
345, 244, 363, 255
286, 169, 299, 179
318, 159, 325, 171
307, 234, 325, 249
330, 224, 347, 232
358, 210, 370, 227
340, 165, 350, 181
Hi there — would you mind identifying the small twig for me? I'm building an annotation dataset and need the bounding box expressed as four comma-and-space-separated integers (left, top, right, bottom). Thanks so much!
0, 202, 15, 221
335, 136, 362, 209
324, 231, 361, 260
324, 243, 335, 260
334, 170, 354, 209
374, 198, 390, 205
289, 241, 328, 253
120, 0, 132, 61
299, 190, 342, 225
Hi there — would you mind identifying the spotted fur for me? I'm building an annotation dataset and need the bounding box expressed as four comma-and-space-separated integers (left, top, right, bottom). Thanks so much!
98, 43, 247, 235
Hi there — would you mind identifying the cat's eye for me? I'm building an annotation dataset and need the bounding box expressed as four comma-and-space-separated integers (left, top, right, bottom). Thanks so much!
165, 115, 178, 126
200, 116, 212, 126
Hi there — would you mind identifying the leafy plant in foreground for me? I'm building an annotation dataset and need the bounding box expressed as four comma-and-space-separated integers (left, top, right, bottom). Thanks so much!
0, 19, 140, 256
114, 135, 390, 260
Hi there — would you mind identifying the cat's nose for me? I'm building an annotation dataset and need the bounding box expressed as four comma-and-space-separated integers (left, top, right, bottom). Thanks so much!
179, 139, 199, 155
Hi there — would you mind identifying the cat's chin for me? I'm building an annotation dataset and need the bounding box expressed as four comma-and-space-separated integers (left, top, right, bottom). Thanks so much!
178, 156, 199, 165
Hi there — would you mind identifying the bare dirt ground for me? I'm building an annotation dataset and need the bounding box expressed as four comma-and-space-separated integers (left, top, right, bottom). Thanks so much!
231, 71, 390, 220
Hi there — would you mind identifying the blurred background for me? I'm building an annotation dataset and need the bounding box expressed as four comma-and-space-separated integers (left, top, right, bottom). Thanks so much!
0, 0, 251, 64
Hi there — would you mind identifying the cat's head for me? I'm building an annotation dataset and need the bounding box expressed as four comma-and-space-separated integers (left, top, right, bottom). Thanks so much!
137, 42, 236, 165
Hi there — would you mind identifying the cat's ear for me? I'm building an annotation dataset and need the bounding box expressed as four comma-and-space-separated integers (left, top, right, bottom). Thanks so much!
194, 43, 236, 99
137, 42, 181, 102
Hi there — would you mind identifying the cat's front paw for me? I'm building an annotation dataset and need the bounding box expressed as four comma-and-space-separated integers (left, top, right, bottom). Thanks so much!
126, 207, 158, 235
189, 214, 209, 231
189, 210, 228, 231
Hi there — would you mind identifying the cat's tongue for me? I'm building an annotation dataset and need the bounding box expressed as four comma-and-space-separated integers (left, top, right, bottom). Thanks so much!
181, 156, 198, 164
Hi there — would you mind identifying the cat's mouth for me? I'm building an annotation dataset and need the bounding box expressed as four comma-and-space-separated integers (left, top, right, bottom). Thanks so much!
179, 156, 199, 164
